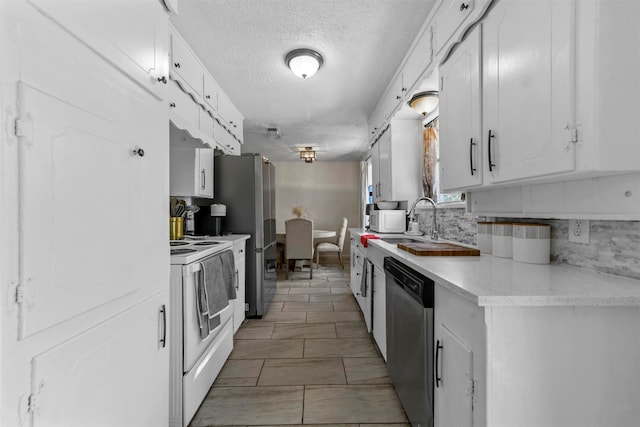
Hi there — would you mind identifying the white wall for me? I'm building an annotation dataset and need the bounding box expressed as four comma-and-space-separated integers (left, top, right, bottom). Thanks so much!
274, 161, 361, 255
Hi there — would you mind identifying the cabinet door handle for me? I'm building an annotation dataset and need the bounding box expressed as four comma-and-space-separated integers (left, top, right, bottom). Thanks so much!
469, 138, 476, 176
460, 3, 469, 11
159, 305, 167, 348
235, 270, 239, 290
201, 169, 206, 190
206, 94, 211, 99
487, 129, 496, 172
169, 102, 176, 108
174, 62, 181, 68
157, 76, 167, 84
396, 95, 402, 100
132, 148, 145, 157
436, 339, 443, 387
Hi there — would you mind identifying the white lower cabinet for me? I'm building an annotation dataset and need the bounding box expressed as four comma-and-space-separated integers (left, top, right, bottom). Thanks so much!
434, 284, 486, 427
371, 264, 387, 360
435, 282, 640, 427
231, 240, 246, 333
30, 294, 169, 427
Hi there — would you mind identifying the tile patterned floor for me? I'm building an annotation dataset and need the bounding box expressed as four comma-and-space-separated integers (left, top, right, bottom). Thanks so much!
189, 264, 409, 427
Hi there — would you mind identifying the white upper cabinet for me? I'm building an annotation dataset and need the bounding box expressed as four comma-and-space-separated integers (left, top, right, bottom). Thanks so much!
439, 25, 482, 191
26, 0, 169, 100
402, 25, 434, 95
203, 72, 219, 112
434, 0, 493, 60
370, 120, 423, 203
168, 24, 244, 147
383, 73, 406, 120
434, 0, 475, 55
170, 147, 214, 198
483, 0, 575, 184
170, 27, 204, 97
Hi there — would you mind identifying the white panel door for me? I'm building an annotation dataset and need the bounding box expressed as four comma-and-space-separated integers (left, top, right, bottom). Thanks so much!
483, 0, 575, 183
27, 0, 168, 100
435, 325, 474, 427
439, 25, 482, 191
17, 83, 142, 339
30, 293, 169, 427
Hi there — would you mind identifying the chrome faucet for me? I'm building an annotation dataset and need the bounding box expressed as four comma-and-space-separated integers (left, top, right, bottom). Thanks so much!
408, 197, 439, 240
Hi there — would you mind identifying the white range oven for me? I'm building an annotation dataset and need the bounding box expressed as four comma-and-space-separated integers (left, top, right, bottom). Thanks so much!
169, 239, 235, 427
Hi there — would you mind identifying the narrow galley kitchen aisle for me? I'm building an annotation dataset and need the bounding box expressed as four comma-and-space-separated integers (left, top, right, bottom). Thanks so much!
189, 263, 409, 426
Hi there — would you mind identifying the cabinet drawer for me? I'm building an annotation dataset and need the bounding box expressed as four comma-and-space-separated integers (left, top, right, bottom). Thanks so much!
169, 79, 200, 132
170, 29, 203, 97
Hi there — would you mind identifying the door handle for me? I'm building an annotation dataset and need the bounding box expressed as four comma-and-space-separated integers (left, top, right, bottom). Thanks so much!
488, 130, 496, 172
469, 138, 476, 176
159, 305, 167, 348
436, 339, 443, 387
201, 169, 206, 190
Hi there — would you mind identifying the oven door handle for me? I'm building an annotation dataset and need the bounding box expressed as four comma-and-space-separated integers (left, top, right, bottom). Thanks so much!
195, 268, 212, 338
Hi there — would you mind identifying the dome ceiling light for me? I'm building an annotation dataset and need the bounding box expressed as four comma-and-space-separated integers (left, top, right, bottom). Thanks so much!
285, 48, 324, 79
408, 91, 439, 116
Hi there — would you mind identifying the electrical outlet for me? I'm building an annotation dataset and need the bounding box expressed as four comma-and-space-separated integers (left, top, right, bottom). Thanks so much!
568, 219, 590, 244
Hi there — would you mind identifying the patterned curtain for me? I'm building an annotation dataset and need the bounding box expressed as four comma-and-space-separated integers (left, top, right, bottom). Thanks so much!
422, 120, 438, 199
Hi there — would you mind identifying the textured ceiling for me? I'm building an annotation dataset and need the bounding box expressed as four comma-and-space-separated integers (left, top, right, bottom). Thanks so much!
171, 0, 436, 161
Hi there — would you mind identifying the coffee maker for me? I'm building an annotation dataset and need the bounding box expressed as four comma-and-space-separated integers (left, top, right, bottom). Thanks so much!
194, 204, 226, 236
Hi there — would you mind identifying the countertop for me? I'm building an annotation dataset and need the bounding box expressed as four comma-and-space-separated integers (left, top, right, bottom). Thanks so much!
349, 228, 640, 307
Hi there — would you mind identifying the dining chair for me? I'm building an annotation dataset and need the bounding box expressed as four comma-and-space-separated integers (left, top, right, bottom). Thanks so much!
285, 218, 314, 279
315, 217, 348, 269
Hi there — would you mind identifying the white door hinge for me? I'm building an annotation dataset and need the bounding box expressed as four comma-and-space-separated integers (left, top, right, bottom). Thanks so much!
570, 128, 578, 143
28, 381, 45, 415
15, 118, 25, 136
15, 284, 24, 304
14, 115, 34, 146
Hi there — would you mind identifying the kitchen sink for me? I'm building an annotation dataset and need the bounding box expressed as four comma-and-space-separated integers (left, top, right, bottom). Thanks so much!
381, 237, 425, 244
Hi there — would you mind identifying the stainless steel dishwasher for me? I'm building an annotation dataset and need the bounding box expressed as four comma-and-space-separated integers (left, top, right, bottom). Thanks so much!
385, 257, 434, 427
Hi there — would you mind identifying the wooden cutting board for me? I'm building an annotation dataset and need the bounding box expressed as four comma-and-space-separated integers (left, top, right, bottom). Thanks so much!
398, 242, 480, 256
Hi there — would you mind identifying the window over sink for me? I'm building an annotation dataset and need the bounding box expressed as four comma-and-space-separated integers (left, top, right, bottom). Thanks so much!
423, 118, 463, 205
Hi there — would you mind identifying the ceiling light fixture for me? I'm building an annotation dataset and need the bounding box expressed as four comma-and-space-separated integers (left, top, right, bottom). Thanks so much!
300, 147, 316, 163
285, 48, 323, 79
408, 91, 440, 116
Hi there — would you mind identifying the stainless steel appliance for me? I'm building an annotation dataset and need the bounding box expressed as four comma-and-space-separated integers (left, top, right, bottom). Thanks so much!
212, 154, 276, 317
385, 257, 435, 427
169, 239, 235, 427
370, 209, 406, 233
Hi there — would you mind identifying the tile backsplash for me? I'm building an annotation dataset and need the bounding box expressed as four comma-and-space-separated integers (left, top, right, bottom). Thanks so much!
415, 206, 640, 281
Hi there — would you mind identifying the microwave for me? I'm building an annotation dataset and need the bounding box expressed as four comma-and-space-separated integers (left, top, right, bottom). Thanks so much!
370, 210, 406, 233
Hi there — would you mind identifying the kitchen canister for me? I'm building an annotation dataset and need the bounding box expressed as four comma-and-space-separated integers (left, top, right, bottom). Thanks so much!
492, 222, 513, 258
512, 223, 551, 264
169, 217, 184, 240
477, 222, 494, 254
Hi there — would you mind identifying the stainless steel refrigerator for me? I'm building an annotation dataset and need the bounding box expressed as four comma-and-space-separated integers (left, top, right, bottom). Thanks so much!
214, 154, 276, 317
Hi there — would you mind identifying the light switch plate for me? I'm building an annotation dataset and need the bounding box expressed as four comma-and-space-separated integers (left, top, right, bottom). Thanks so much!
569, 219, 590, 244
